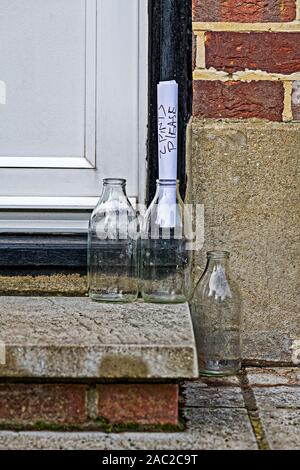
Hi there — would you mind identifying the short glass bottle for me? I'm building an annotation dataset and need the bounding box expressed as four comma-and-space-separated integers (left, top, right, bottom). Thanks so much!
140, 179, 192, 304
88, 178, 139, 302
190, 251, 241, 376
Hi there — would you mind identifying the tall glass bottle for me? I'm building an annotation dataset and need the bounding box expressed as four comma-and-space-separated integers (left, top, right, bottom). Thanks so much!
88, 178, 139, 302
190, 251, 241, 376
141, 179, 192, 304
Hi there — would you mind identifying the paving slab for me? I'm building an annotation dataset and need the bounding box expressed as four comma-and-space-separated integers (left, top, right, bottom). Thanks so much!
247, 368, 300, 450
183, 407, 257, 450
183, 379, 245, 408
252, 387, 300, 410
259, 410, 300, 450
246, 368, 300, 386
0, 297, 198, 379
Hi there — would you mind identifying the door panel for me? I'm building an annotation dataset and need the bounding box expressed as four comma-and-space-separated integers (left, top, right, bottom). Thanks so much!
0, 0, 95, 168
0, 0, 147, 213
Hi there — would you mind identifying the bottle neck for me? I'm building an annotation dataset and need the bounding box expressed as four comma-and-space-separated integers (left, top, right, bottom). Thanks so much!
155, 180, 180, 198
205, 253, 230, 273
101, 180, 127, 203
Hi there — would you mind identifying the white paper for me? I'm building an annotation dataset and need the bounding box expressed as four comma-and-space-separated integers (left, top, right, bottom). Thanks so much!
156, 81, 178, 228
157, 80, 178, 180
0, 81, 6, 104
156, 187, 177, 229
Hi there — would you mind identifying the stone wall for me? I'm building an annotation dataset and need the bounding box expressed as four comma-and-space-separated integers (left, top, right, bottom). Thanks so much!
190, 1, 300, 363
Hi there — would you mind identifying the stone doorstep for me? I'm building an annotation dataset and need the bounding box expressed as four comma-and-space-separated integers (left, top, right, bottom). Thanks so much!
0, 297, 198, 380
0, 297, 198, 429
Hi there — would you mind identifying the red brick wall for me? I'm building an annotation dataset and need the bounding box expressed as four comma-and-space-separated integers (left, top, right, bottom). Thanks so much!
192, 0, 300, 121
0, 383, 179, 430
193, 0, 296, 23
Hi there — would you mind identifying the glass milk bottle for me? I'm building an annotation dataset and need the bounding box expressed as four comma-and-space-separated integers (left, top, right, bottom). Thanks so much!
88, 178, 139, 302
141, 179, 192, 303
190, 251, 241, 376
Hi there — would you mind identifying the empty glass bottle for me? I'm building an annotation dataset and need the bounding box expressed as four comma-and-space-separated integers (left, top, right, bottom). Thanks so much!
140, 179, 192, 303
88, 178, 139, 302
190, 251, 241, 376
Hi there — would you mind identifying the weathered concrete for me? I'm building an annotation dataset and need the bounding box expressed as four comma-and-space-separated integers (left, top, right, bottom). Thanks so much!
247, 367, 300, 449
253, 386, 300, 409
0, 274, 87, 296
259, 410, 300, 450
189, 120, 300, 363
0, 297, 198, 379
183, 378, 245, 408
247, 367, 300, 386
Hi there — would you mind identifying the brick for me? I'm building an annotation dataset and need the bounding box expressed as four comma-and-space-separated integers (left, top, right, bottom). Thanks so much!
292, 81, 300, 119
192, 0, 296, 22
206, 32, 300, 74
0, 384, 86, 426
193, 80, 284, 121
97, 384, 179, 426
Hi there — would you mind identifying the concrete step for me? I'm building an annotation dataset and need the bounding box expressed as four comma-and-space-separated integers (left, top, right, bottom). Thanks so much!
0, 296, 198, 379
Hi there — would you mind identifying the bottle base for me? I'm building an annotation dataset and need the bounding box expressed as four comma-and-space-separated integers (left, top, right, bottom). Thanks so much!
142, 293, 187, 304
198, 360, 241, 377
89, 293, 138, 303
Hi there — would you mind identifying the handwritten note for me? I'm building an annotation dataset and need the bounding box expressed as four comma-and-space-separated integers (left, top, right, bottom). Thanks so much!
156, 81, 178, 228
157, 80, 178, 181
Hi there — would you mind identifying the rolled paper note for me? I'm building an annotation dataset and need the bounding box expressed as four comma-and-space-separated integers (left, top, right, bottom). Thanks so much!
0, 81, 6, 104
157, 80, 178, 228
157, 80, 178, 180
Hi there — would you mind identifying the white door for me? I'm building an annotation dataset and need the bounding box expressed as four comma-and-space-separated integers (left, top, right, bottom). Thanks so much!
0, 0, 147, 232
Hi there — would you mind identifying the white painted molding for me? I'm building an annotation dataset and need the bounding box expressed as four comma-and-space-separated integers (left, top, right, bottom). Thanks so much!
0, 197, 99, 209
0, 81, 5, 104
0, 196, 136, 233
138, 0, 148, 204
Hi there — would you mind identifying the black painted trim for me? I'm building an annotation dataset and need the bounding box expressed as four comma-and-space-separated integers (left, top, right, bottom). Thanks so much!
0, 235, 87, 269
147, 0, 193, 203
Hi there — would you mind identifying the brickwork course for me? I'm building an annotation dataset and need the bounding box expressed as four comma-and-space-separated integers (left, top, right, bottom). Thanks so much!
192, 0, 300, 121
0, 383, 179, 429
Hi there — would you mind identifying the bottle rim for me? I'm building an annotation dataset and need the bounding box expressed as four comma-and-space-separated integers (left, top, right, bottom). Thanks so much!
207, 251, 230, 259
156, 179, 179, 186
103, 178, 126, 186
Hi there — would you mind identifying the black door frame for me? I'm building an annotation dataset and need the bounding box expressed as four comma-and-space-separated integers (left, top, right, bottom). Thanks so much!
147, 0, 192, 203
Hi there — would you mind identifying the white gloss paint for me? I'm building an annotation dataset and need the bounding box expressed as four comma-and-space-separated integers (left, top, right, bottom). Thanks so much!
0, 0, 148, 231
0, 81, 5, 104
0, 196, 136, 233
